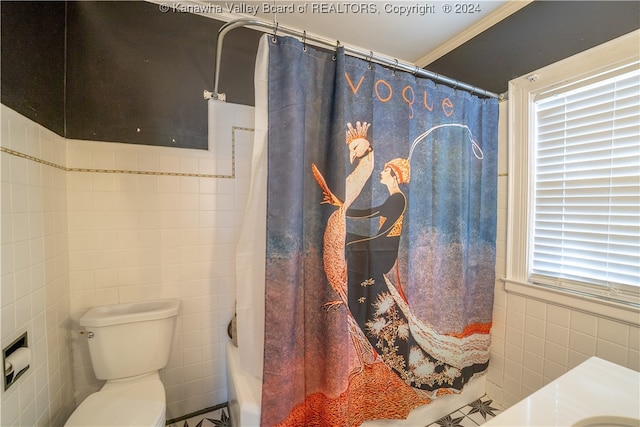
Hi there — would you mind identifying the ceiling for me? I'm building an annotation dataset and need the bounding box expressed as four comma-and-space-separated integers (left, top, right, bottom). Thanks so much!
192, 0, 532, 66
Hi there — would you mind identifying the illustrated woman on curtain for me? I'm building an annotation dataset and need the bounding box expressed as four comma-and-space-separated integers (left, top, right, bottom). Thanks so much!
345, 157, 410, 320
312, 121, 379, 370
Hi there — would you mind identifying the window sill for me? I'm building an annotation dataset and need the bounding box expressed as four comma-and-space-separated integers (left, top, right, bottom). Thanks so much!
501, 278, 640, 326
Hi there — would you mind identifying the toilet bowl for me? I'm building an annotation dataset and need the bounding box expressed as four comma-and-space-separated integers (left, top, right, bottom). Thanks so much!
65, 299, 179, 427
65, 373, 166, 427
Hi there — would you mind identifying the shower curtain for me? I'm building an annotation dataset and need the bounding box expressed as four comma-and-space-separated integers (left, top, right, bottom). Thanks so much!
256, 34, 498, 426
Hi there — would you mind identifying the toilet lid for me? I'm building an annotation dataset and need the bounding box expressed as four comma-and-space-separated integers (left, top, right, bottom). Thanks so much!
65, 379, 165, 426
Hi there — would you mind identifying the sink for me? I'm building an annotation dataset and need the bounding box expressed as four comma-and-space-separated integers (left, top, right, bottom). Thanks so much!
484, 357, 640, 426
573, 416, 640, 427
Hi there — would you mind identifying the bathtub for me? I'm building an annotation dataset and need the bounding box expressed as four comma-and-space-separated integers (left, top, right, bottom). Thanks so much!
226, 341, 486, 427
226, 342, 261, 427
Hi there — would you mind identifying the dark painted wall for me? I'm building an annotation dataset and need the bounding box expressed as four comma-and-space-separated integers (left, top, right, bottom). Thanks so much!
2, 1, 638, 149
65, 1, 260, 149
1, 1, 261, 150
428, 1, 640, 95
1, 1, 66, 135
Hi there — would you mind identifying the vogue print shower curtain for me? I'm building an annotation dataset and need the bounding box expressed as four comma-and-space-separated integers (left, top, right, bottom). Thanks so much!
261, 36, 498, 426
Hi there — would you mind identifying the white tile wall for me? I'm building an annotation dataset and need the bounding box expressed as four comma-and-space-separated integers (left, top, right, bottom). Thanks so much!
1, 104, 74, 426
65, 103, 255, 420
486, 101, 640, 410
1, 102, 254, 423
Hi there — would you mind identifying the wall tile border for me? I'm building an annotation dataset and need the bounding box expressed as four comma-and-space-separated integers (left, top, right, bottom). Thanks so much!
0, 126, 254, 179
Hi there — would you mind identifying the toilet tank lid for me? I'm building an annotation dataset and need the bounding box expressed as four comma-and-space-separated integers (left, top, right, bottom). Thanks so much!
80, 299, 180, 327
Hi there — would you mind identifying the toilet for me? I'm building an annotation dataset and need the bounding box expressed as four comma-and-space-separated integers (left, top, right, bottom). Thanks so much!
65, 299, 180, 427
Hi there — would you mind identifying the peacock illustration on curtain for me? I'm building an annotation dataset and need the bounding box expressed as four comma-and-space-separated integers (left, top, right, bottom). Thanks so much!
261, 35, 498, 426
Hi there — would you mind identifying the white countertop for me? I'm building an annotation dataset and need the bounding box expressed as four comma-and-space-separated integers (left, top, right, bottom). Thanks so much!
484, 357, 640, 426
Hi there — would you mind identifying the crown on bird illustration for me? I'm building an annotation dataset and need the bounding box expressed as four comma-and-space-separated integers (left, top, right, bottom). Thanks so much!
385, 158, 411, 184
345, 121, 371, 145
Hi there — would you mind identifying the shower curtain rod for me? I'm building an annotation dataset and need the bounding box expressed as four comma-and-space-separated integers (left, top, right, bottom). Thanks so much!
206, 18, 502, 101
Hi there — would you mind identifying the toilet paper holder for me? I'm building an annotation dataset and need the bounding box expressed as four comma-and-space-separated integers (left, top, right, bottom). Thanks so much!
3, 332, 29, 391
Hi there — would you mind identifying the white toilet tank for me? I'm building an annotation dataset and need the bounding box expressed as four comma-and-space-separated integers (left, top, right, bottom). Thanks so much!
80, 299, 179, 380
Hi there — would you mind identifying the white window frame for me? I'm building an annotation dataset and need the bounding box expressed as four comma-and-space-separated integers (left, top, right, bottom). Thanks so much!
505, 30, 640, 326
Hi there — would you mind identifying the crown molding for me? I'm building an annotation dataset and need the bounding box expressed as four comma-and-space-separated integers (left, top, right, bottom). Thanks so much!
416, 0, 534, 68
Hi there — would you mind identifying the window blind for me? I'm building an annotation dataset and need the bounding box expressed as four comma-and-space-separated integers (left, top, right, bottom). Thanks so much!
531, 69, 640, 298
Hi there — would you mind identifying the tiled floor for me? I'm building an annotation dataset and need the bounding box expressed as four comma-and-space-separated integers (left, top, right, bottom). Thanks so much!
168, 395, 502, 427
167, 406, 231, 427
426, 396, 503, 427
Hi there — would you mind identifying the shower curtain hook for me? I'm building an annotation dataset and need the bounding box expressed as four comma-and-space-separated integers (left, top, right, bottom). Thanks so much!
332, 40, 340, 61
392, 59, 398, 76
413, 65, 420, 76
367, 51, 373, 70
272, 22, 278, 43
302, 30, 307, 51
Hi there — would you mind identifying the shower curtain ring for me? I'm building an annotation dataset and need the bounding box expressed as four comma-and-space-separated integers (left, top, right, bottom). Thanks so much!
367, 51, 373, 70
413, 66, 420, 76
392, 59, 398, 76
332, 40, 340, 61
272, 22, 278, 43
302, 30, 307, 51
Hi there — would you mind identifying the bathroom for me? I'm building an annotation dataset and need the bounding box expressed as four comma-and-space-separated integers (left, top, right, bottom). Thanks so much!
0, 1, 638, 426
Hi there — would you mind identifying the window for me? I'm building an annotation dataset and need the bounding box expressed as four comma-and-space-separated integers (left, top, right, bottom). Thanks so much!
506, 30, 640, 324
